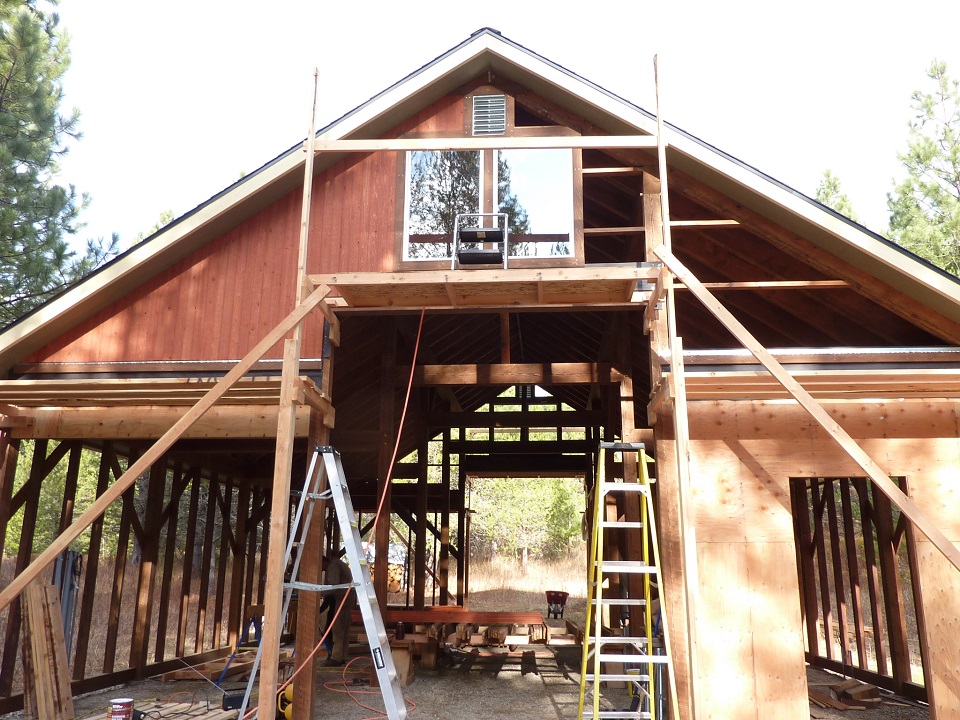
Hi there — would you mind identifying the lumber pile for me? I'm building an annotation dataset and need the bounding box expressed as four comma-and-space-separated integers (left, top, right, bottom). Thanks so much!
808, 678, 881, 711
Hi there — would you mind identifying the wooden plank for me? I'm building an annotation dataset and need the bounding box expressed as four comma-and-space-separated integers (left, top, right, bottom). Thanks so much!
0, 282, 333, 615
679, 279, 847, 289
313, 135, 658, 152
20, 404, 312, 440
655, 244, 960, 574
23, 584, 74, 720
583, 226, 644, 235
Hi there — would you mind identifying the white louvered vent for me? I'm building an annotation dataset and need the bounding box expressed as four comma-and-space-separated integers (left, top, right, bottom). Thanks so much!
473, 94, 507, 135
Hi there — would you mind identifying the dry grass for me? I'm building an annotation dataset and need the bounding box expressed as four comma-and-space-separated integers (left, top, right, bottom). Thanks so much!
465, 553, 588, 629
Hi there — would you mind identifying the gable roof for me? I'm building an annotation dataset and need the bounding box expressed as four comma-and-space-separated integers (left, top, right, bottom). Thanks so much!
3, 27, 959, 372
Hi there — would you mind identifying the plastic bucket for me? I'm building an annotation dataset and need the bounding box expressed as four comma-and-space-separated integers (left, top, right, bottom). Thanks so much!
107, 698, 134, 720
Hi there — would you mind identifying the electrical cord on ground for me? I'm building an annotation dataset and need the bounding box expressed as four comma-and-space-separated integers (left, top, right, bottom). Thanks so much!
322, 655, 417, 720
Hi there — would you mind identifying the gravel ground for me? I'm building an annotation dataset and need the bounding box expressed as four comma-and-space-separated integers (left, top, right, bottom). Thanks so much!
57, 649, 930, 720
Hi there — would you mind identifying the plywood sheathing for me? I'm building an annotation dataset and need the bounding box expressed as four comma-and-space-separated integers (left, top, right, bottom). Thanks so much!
682, 399, 960, 719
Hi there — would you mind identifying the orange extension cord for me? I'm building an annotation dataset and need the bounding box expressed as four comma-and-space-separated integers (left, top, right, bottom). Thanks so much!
244, 308, 426, 719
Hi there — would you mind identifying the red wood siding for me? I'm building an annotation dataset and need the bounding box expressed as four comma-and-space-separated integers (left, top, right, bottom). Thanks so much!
23, 92, 469, 364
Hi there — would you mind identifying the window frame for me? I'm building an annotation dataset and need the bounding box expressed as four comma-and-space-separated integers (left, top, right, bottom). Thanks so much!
393, 87, 584, 271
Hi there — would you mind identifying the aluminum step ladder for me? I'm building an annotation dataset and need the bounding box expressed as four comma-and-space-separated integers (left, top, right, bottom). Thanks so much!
577, 442, 670, 720
239, 445, 407, 719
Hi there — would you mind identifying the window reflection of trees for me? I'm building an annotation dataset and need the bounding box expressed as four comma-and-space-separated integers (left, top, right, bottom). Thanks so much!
405, 149, 572, 260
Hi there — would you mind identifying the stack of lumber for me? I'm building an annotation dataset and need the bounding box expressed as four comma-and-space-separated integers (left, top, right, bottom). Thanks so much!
808, 678, 881, 711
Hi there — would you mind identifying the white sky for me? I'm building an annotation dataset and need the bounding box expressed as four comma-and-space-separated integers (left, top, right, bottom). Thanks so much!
54, 1, 960, 250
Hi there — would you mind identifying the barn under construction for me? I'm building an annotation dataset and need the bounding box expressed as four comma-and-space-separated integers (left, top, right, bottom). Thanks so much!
1, 28, 959, 720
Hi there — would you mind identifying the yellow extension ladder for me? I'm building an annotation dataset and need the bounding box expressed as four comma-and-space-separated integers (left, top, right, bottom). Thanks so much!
577, 442, 670, 720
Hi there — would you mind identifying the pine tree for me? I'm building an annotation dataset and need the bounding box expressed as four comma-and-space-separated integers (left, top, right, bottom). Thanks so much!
0, 1, 117, 326
815, 169, 860, 223
888, 60, 960, 275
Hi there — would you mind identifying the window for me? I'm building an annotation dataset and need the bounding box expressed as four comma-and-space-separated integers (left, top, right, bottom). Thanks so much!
402, 148, 574, 262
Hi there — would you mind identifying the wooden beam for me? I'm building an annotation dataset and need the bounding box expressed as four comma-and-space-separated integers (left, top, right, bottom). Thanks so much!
426, 409, 604, 428
19, 404, 312, 440
678, 280, 848, 290
655, 244, 960, 573
584, 226, 645, 235
314, 135, 658, 152
405, 362, 623, 386
583, 167, 646, 176
0, 283, 333, 614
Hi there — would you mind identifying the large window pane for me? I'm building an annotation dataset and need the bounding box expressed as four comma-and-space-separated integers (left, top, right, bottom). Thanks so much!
405, 150, 480, 259
497, 149, 573, 258
403, 148, 574, 262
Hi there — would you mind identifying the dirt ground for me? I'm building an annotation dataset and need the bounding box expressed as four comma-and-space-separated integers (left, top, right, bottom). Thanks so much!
53, 648, 931, 720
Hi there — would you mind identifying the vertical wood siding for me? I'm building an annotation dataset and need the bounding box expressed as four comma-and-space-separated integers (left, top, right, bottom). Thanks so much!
24, 93, 466, 365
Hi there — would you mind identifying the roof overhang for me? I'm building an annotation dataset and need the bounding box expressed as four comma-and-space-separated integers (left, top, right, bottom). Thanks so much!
3, 28, 960, 373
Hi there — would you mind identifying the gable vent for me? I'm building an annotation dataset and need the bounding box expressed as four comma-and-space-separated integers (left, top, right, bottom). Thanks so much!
473, 94, 507, 135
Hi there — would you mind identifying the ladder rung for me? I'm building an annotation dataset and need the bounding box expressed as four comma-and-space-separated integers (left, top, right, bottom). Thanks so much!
598, 561, 656, 574
284, 580, 358, 593
592, 598, 646, 606
582, 711, 652, 719
600, 521, 644, 529
584, 673, 651, 682
600, 481, 649, 494
596, 635, 649, 646
594, 653, 668, 664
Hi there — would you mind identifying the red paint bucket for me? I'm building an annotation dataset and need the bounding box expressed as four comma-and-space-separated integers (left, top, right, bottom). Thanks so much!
107, 698, 134, 720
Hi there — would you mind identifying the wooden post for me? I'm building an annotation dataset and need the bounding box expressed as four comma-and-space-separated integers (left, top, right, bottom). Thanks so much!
258, 339, 303, 719
414, 399, 429, 609
195, 473, 218, 652
155, 463, 186, 662
259, 67, 320, 719
176, 469, 202, 657
0, 439, 45, 695
293, 408, 332, 720
73, 443, 113, 679
375, 319, 397, 613
439, 429, 451, 605
130, 457, 168, 674
227, 481, 251, 649
874, 489, 912, 688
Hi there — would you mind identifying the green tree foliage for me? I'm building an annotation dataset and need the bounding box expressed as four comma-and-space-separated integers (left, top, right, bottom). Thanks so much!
407, 150, 530, 258
4, 440, 123, 557
888, 60, 960, 275
470, 476, 583, 563
0, 1, 118, 326
815, 169, 860, 223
